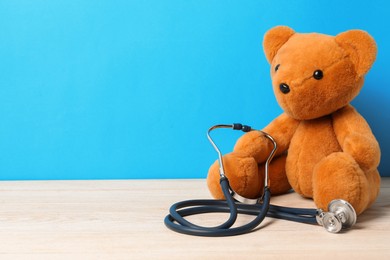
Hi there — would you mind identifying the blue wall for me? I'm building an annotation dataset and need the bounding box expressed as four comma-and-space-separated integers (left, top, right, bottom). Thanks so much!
0, 0, 389, 180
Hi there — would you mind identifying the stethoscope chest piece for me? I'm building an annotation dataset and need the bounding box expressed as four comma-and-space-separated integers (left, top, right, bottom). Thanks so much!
317, 199, 357, 233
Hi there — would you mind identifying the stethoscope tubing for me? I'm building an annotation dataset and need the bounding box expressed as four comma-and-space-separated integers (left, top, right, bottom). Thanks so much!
164, 177, 318, 237
165, 196, 270, 237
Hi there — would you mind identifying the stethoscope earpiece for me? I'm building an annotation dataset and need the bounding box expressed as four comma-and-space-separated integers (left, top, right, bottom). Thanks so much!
317, 199, 357, 233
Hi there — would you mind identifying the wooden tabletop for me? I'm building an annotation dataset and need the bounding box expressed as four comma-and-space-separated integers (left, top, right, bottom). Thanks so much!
0, 178, 389, 259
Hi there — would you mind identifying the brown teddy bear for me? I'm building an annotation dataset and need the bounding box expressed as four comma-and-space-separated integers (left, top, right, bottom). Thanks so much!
207, 26, 381, 215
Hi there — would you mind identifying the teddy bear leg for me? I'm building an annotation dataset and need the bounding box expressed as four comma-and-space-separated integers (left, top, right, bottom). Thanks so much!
258, 154, 291, 195
207, 152, 261, 199
312, 152, 380, 215
207, 152, 291, 199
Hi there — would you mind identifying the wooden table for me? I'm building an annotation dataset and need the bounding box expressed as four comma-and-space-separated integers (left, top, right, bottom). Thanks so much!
0, 178, 389, 259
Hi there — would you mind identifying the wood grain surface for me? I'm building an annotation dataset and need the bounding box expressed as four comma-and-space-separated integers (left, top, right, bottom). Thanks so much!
0, 178, 389, 259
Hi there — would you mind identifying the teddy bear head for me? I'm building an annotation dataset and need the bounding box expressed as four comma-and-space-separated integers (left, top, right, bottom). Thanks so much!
263, 26, 377, 120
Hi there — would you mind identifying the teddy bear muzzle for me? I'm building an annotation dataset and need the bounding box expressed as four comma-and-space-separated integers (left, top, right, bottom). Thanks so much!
279, 83, 290, 94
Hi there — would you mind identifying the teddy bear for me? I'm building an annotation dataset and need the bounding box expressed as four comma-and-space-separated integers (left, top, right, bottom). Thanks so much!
207, 26, 381, 215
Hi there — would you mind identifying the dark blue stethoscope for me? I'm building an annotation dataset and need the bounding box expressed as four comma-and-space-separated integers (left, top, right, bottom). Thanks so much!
164, 124, 357, 236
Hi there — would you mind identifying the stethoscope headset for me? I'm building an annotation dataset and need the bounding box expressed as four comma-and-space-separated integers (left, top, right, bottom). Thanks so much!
164, 123, 357, 236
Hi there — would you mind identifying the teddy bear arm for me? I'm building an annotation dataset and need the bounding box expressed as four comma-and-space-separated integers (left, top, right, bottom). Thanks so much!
234, 113, 299, 163
332, 105, 380, 172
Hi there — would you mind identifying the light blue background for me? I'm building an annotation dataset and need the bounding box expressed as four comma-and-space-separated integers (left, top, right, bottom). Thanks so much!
0, 0, 389, 180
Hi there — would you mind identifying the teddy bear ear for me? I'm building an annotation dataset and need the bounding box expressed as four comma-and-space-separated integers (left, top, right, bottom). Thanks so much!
335, 30, 377, 77
263, 26, 295, 63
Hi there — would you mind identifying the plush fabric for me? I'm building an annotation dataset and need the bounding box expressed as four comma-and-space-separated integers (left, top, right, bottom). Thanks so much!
207, 26, 381, 215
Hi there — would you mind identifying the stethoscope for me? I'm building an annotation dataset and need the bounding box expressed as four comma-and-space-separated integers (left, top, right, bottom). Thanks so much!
164, 124, 357, 236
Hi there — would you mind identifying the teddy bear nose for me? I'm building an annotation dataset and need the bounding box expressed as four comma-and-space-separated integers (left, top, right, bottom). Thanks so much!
279, 83, 290, 94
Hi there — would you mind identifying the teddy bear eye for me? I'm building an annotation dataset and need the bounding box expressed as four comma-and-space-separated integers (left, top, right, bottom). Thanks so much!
275, 64, 280, 72
313, 70, 323, 80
